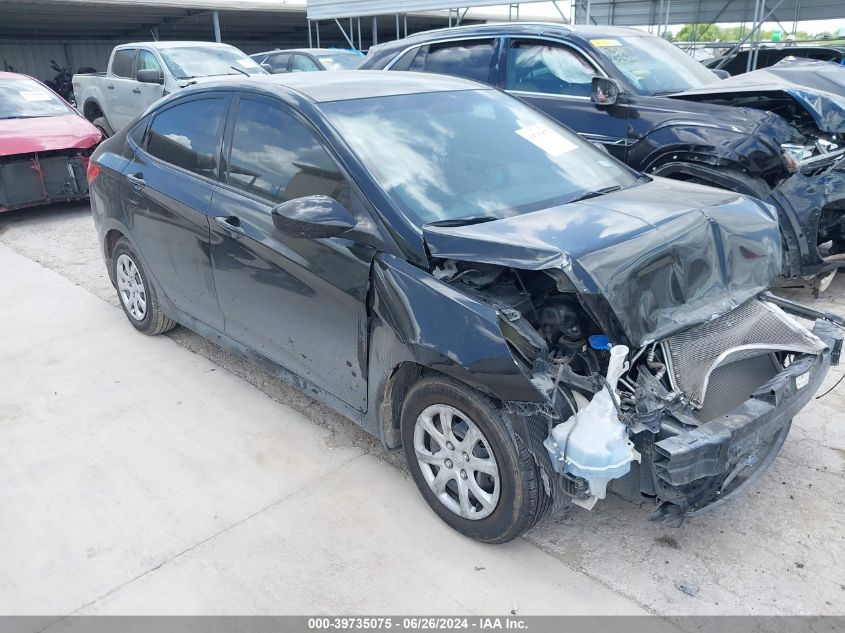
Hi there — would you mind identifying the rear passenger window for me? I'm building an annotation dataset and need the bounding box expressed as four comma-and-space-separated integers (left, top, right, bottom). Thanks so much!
146, 98, 226, 179
424, 39, 495, 84
128, 116, 148, 146
112, 49, 136, 78
226, 98, 350, 206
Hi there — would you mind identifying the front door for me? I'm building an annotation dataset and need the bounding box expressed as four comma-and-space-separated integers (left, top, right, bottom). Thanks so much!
133, 49, 167, 113
502, 38, 630, 160
121, 94, 228, 331
208, 95, 374, 411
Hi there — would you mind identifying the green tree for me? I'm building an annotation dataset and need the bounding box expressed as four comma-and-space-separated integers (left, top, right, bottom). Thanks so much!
675, 23, 722, 41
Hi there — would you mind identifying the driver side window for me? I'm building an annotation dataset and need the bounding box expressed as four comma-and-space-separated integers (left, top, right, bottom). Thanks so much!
137, 50, 161, 73
506, 40, 595, 97
225, 98, 351, 207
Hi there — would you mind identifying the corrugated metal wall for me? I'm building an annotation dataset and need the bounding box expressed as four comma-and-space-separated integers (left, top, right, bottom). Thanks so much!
0, 41, 114, 81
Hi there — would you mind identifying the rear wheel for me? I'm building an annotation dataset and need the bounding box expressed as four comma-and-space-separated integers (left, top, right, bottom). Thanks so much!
400, 375, 549, 543
112, 238, 176, 336
92, 116, 113, 139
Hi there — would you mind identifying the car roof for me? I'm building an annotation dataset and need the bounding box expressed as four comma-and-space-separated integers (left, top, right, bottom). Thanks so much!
191, 70, 486, 103
251, 48, 361, 57
119, 41, 240, 50
398, 21, 643, 43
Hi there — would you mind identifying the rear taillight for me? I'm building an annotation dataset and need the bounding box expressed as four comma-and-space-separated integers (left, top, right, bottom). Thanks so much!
86, 160, 100, 184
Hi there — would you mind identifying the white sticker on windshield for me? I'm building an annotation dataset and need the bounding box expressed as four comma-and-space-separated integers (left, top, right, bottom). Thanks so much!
237, 58, 260, 68
516, 124, 577, 157
20, 90, 52, 102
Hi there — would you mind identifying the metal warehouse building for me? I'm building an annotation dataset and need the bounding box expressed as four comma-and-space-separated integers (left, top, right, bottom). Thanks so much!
0, 0, 471, 82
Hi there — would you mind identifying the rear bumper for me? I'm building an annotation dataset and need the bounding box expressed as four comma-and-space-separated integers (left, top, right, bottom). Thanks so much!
653, 318, 840, 486
0, 151, 90, 213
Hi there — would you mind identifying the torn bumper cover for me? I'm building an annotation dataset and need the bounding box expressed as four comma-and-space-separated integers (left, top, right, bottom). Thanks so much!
0, 151, 91, 212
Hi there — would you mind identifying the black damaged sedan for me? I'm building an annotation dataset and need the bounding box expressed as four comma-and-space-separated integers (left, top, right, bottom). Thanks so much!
88, 72, 841, 542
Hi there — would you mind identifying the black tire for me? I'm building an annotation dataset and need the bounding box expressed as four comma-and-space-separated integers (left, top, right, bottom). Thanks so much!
400, 375, 549, 543
92, 116, 112, 139
112, 238, 176, 336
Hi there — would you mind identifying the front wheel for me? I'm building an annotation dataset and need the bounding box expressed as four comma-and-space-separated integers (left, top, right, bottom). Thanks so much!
400, 375, 549, 543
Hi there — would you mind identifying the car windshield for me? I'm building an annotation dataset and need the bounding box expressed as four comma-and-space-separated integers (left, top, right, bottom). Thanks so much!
160, 46, 266, 79
590, 35, 719, 94
0, 78, 71, 119
322, 89, 640, 226
314, 52, 362, 70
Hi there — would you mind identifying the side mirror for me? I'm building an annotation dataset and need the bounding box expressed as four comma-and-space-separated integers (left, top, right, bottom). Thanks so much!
261, 63, 273, 73
591, 76, 620, 106
271, 195, 356, 239
136, 69, 164, 84
711, 68, 731, 79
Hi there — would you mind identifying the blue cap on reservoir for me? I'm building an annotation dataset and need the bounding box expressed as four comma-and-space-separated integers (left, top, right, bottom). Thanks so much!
589, 335, 611, 351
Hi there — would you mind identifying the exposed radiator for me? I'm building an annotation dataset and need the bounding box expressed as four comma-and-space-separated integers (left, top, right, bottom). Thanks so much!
662, 300, 824, 410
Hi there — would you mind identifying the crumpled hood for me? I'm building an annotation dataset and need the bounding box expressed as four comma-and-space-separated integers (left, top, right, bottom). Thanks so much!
0, 113, 101, 157
423, 178, 782, 346
674, 59, 845, 134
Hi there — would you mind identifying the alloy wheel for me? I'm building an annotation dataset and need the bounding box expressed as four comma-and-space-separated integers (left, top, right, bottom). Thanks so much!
116, 253, 147, 321
413, 403, 500, 520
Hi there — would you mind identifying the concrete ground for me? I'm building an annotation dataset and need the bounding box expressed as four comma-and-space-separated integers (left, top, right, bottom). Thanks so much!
1, 202, 844, 617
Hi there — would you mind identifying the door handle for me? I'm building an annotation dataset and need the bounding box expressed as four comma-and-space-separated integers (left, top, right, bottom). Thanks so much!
215, 215, 245, 237
126, 172, 145, 189
107, 84, 115, 90
132, 88, 141, 94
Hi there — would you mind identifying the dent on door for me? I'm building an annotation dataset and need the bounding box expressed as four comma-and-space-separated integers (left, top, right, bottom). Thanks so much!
208, 187, 374, 411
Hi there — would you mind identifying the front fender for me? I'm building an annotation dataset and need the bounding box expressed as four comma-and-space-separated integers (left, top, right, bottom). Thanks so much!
767, 160, 845, 277
370, 254, 545, 404
628, 122, 787, 186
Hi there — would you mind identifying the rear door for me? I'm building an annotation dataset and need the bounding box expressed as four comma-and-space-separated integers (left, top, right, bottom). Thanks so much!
121, 93, 229, 330
208, 94, 375, 410
106, 48, 139, 130
501, 38, 630, 159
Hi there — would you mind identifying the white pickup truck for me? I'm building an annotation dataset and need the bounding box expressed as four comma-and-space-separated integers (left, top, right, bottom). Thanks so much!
73, 41, 266, 136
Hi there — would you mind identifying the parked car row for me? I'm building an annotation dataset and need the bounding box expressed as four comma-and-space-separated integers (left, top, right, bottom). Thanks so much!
6, 24, 845, 541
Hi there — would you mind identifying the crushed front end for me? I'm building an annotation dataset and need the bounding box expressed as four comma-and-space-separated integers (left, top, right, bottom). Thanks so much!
423, 181, 842, 523
0, 149, 92, 212
463, 265, 841, 524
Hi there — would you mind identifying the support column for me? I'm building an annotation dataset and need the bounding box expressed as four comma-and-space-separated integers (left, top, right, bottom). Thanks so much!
212, 10, 221, 43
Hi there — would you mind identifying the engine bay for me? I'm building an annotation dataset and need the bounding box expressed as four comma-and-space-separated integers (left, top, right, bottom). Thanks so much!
434, 258, 835, 522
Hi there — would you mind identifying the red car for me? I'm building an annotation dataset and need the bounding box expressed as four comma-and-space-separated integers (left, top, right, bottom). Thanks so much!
0, 72, 101, 212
